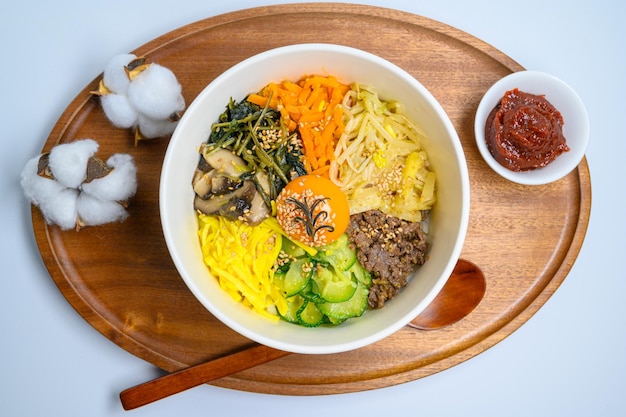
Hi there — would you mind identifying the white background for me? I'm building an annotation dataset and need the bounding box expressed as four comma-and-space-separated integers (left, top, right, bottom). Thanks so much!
2, 1, 624, 416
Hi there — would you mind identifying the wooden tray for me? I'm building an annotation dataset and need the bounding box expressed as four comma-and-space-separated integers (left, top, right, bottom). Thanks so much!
33, 3, 591, 395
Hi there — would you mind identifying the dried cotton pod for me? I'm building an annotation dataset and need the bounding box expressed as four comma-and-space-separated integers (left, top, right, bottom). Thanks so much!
103, 53, 137, 94
21, 155, 66, 208
21, 139, 138, 231
76, 192, 129, 230
81, 153, 138, 202
47, 139, 99, 189
92, 54, 185, 144
100, 93, 138, 129
126, 63, 185, 120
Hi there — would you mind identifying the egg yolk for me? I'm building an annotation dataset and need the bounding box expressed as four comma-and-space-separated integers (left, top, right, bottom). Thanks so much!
275, 175, 350, 247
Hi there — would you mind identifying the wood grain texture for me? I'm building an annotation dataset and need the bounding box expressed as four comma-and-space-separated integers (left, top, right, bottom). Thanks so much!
409, 259, 486, 330
32, 3, 591, 395
119, 344, 291, 410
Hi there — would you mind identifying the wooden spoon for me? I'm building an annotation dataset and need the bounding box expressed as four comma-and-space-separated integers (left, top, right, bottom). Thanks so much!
120, 258, 485, 410
409, 259, 485, 329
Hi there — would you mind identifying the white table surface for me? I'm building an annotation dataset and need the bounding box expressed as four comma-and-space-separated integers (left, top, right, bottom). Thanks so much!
2, 1, 624, 416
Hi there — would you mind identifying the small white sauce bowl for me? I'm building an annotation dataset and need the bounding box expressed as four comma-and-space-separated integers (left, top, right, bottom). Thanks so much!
474, 71, 589, 185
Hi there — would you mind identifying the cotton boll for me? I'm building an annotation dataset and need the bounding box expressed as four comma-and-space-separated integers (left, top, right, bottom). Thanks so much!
22, 139, 139, 231
100, 93, 138, 129
20, 155, 66, 207
76, 192, 128, 227
48, 139, 99, 188
127, 64, 185, 120
136, 113, 177, 139
21, 154, 78, 230
40, 188, 79, 230
81, 154, 137, 202
103, 53, 137, 94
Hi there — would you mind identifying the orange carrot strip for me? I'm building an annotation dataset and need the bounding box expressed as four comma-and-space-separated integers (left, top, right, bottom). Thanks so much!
298, 84, 312, 105
250, 75, 350, 177
247, 93, 268, 107
332, 105, 344, 135
285, 104, 303, 115
298, 112, 325, 124
310, 164, 330, 176
321, 120, 336, 149
304, 88, 323, 109
283, 81, 302, 94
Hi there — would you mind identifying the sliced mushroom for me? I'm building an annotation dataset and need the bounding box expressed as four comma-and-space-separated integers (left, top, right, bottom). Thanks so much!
243, 189, 271, 225
200, 146, 248, 177
192, 169, 215, 199
210, 175, 242, 196
197, 154, 212, 172
194, 145, 272, 225
218, 181, 257, 221
193, 180, 255, 217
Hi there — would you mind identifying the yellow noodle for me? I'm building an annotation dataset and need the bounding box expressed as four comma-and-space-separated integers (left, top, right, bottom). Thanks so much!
198, 214, 286, 320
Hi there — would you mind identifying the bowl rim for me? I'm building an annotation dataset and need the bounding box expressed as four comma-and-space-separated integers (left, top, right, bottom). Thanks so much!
160, 43, 470, 354
474, 70, 589, 185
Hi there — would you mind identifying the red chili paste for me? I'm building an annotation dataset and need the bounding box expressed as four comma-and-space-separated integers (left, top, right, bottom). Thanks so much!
485, 88, 569, 171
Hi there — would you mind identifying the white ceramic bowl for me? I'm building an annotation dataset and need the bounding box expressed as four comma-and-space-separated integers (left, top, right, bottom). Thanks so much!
474, 70, 589, 185
160, 44, 470, 354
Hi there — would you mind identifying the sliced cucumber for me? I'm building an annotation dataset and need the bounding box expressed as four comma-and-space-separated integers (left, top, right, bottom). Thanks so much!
278, 258, 311, 297
275, 233, 375, 327
299, 279, 324, 304
315, 234, 357, 271
281, 239, 307, 260
318, 281, 369, 324
349, 260, 372, 287
312, 266, 357, 303
296, 299, 325, 327
278, 294, 305, 324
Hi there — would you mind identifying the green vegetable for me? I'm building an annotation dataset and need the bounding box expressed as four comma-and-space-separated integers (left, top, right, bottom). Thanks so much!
296, 300, 325, 327
278, 294, 304, 324
311, 266, 357, 303
274, 233, 371, 327
206, 97, 307, 201
274, 258, 312, 297
313, 234, 357, 271
318, 281, 370, 324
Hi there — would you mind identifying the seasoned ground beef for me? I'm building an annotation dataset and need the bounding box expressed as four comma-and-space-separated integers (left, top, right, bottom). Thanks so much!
346, 210, 428, 309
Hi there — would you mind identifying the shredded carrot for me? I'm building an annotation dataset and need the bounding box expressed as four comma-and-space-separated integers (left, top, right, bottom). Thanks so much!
248, 75, 349, 177
247, 93, 268, 107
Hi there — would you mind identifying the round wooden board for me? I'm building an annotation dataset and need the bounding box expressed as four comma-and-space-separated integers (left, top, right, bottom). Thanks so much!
33, 3, 591, 395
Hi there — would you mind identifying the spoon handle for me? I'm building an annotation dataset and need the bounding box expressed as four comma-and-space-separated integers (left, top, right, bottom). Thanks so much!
120, 344, 290, 410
